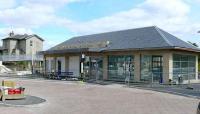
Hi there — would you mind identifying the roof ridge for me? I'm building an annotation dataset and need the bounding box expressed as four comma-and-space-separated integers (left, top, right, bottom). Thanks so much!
154, 26, 174, 46
73, 26, 156, 38
156, 27, 199, 49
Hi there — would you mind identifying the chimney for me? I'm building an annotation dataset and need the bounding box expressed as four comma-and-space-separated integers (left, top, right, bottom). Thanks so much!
9, 31, 14, 36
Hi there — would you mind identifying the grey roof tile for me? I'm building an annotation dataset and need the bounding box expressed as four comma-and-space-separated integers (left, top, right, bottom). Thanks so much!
156, 28, 199, 50
48, 26, 200, 52
2, 34, 44, 41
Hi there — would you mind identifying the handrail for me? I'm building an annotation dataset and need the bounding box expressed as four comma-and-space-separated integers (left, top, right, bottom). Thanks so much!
0, 55, 43, 61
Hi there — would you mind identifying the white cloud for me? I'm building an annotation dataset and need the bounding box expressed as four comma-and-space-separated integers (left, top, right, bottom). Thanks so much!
0, 0, 85, 48
194, 0, 200, 3
24, 0, 84, 7
65, 0, 194, 35
0, 27, 33, 37
0, 0, 16, 9
44, 40, 61, 50
0, 5, 56, 28
62, 0, 200, 45
0, 0, 83, 28
0, 0, 200, 48
141, 0, 189, 17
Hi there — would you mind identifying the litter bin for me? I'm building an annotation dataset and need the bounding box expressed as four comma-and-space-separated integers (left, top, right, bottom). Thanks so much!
178, 75, 182, 84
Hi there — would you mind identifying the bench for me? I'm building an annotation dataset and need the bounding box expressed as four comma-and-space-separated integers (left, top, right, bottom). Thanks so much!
46, 72, 55, 79
46, 72, 77, 80
57, 72, 74, 80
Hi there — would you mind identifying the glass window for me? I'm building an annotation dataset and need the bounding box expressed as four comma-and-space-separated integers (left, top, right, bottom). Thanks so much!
30, 40, 33, 46
50, 59, 55, 72
141, 55, 163, 83
181, 55, 188, 61
46, 60, 50, 72
173, 54, 181, 61
141, 55, 152, 81
189, 62, 195, 67
173, 62, 180, 68
181, 62, 188, 68
173, 54, 196, 81
83, 56, 103, 79
108, 55, 134, 81
189, 56, 195, 61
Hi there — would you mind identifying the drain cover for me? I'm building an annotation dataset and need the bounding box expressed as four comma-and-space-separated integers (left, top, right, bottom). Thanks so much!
0, 95, 46, 106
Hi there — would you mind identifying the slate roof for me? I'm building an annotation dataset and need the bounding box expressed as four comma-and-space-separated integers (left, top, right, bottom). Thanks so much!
2, 34, 44, 41
45, 26, 200, 54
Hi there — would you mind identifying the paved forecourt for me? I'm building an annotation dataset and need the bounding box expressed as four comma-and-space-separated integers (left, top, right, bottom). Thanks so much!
0, 77, 198, 114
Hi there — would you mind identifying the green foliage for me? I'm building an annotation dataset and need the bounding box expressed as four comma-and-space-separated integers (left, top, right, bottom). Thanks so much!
17, 61, 28, 66
188, 41, 199, 47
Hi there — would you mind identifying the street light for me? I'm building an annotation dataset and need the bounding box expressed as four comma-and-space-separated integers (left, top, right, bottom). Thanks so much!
78, 40, 84, 81
30, 40, 34, 74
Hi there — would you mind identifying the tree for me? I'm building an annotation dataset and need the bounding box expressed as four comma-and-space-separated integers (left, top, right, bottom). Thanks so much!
188, 41, 199, 47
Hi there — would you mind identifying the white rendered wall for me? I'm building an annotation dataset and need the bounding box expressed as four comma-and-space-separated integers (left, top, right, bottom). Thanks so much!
69, 56, 80, 77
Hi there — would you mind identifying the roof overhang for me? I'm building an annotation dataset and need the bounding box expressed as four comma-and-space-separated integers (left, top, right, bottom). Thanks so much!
172, 47, 200, 52
102, 46, 200, 52
41, 48, 89, 54
42, 46, 200, 55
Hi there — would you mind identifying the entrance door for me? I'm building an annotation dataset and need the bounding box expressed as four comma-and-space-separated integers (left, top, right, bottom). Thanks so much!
108, 55, 134, 81
57, 60, 61, 75
124, 56, 134, 80
89, 57, 103, 80
152, 56, 163, 83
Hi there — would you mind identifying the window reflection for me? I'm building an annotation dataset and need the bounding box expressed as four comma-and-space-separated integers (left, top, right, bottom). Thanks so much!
108, 55, 134, 81
173, 54, 196, 80
141, 55, 163, 83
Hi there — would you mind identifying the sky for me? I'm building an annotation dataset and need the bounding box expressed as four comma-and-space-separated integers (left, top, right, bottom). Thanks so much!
0, 0, 200, 50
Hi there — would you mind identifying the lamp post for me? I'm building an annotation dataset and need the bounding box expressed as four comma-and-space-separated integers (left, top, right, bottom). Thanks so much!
78, 40, 84, 81
81, 53, 85, 80
30, 40, 34, 74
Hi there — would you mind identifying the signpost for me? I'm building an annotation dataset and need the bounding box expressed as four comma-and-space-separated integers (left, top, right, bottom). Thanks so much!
30, 40, 34, 74
80, 53, 85, 81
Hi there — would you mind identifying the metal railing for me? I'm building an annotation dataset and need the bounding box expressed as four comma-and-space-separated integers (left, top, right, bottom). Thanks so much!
41, 69, 200, 85
0, 55, 43, 61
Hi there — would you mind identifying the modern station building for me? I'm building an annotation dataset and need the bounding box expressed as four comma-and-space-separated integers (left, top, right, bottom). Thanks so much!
43, 26, 200, 84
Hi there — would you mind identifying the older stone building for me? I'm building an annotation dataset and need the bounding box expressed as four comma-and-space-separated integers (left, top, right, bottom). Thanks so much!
2, 31, 43, 56
0, 31, 44, 72
43, 26, 200, 84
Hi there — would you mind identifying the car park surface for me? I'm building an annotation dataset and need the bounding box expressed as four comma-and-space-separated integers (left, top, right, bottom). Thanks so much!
0, 77, 198, 114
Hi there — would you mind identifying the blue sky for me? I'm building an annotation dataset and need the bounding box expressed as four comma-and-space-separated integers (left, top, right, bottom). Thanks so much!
0, 0, 200, 50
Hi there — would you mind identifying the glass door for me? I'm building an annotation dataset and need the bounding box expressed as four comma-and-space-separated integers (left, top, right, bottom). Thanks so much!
83, 56, 103, 80
108, 55, 134, 81
152, 56, 163, 83
124, 56, 134, 80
